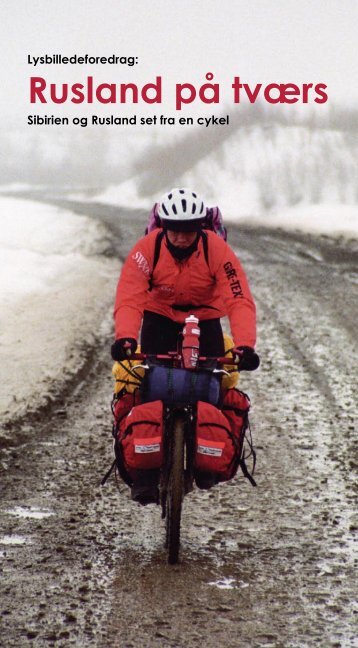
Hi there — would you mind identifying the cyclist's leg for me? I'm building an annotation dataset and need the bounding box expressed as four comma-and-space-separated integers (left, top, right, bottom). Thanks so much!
141, 312, 225, 356
198, 318, 225, 357
133, 312, 181, 504
141, 310, 182, 354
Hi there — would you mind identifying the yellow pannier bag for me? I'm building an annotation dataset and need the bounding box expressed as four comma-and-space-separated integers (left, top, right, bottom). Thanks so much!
222, 333, 240, 390
112, 345, 145, 394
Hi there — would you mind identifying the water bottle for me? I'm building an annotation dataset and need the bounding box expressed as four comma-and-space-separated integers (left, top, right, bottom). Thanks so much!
182, 315, 200, 369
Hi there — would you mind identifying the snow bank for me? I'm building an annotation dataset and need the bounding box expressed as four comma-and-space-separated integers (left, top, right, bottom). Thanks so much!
93, 177, 150, 209
236, 204, 358, 239
180, 125, 358, 215
0, 197, 118, 434
87, 123, 358, 240
1, 197, 112, 304
89, 175, 358, 240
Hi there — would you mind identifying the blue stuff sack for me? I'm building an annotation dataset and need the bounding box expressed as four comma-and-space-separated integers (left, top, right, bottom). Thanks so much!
141, 366, 220, 406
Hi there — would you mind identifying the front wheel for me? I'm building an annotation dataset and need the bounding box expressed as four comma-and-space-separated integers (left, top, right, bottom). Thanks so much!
166, 414, 185, 564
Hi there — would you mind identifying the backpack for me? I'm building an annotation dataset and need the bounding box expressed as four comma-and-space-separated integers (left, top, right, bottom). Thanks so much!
146, 202, 227, 282
145, 203, 227, 241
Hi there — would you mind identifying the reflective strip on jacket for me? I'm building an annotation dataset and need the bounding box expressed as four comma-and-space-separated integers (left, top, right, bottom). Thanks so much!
114, 229, 256, 348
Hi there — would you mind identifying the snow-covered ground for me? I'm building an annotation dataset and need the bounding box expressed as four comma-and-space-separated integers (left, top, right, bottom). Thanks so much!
0, 197, 118, 434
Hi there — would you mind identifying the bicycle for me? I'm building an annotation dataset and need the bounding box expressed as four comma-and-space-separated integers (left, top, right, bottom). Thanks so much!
113, 347, 256, 564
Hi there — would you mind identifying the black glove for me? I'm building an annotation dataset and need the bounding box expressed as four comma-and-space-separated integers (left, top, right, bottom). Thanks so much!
111, 338, 137, 361
233, 346, 260, 371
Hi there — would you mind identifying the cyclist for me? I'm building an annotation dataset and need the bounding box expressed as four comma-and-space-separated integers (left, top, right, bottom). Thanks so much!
111, 187, 259, 504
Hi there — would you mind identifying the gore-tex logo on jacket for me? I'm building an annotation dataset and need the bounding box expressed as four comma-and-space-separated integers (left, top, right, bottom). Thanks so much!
224, 261, 243, 298
132, 250, 150, 277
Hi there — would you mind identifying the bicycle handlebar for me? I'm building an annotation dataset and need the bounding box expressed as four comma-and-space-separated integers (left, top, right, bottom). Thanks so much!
127, 351, 240, 367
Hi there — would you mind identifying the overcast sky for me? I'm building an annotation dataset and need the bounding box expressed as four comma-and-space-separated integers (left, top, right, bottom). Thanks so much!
1, 0, 357, 126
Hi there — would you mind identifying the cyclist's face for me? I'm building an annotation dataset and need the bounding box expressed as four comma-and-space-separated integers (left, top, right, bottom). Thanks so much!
166, 230, 197, 247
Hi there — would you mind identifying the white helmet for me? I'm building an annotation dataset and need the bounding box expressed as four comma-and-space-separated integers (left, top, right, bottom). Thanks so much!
158, 188, 206, 231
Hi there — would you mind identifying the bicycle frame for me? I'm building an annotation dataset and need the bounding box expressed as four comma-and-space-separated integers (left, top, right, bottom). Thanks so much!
104, 337, 256, 564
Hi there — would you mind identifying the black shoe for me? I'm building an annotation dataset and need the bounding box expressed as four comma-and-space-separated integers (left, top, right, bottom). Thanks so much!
195, 471, 218, 490
131, 483, 159, 505
130, 468, 160, 505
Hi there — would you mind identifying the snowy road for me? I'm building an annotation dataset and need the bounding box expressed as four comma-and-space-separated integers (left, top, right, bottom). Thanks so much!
0, 200, 357, 647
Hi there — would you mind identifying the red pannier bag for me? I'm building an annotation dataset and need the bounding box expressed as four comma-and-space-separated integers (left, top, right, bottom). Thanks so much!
194, 401, 237, 481
118, 400, 164, 473
112, 390, 141, 430
221, 388, 257, 485
221, 388, 250, 457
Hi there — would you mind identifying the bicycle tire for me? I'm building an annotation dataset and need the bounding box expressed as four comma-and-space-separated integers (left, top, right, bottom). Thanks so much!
166, 414, 185, 564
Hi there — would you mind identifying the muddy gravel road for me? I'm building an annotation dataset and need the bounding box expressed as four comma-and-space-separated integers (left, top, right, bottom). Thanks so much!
1, 197, 357, 647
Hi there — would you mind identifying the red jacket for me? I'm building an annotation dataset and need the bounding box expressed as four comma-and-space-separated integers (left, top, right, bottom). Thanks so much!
114, 230, 256, 348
